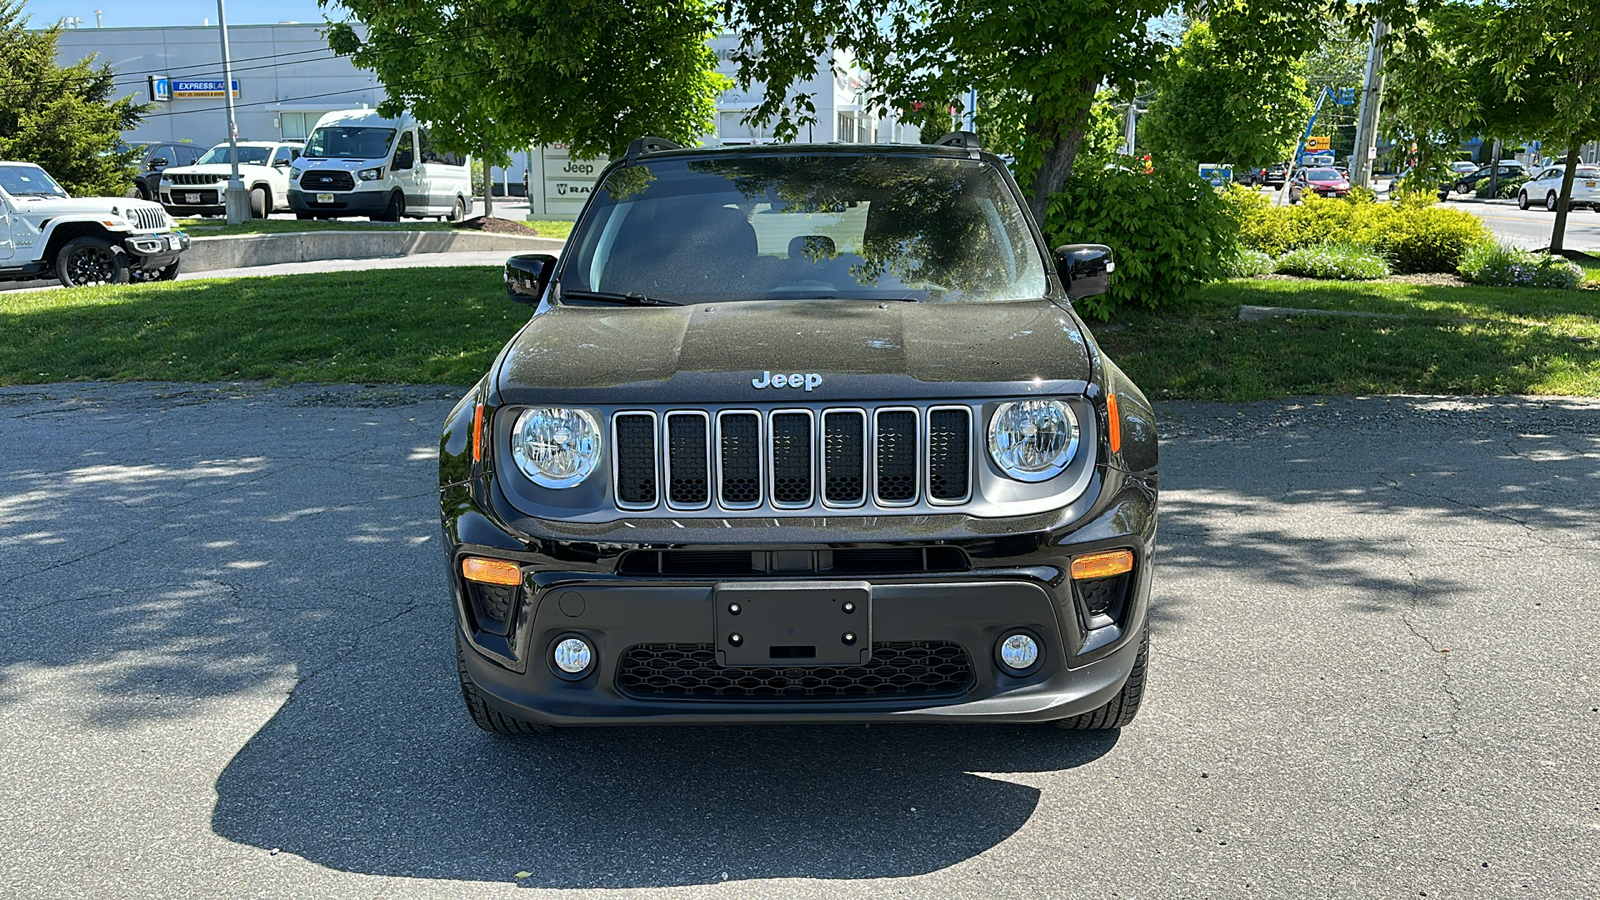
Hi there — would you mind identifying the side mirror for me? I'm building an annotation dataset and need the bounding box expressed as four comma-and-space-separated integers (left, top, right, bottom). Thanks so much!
505, 254, 558, 304
272, 158, 289, 168
1053, 243, 1114, 301
150, 157, 169, 169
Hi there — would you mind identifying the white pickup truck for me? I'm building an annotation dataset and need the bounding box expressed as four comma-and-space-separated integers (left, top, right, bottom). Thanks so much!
0, 161, 190, 287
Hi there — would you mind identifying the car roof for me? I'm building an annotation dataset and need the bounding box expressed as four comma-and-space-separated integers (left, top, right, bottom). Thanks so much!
623, 141, 996, 166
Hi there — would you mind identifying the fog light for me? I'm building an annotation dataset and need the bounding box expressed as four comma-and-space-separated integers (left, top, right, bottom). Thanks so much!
552, 637, 593, 674
998, 633, 1039, 672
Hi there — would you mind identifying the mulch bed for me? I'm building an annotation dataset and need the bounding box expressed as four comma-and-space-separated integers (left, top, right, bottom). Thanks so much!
453, 216, 542, 236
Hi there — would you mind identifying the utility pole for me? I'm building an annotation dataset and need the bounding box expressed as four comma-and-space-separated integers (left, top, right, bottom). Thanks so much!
1350, 19, 1389, 189
217, 0, 248, 223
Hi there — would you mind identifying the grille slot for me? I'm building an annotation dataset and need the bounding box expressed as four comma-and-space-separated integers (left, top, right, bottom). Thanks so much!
617, 641, 974, 700
874, 409, 919, 505
613, 412, 658, 508
769, 411, 814, 508
302, 169, 356, 191
665, 412, 710, 508
927, 407, 972, 503
822, 410, 867, 506
169, 172, 224, 185
716, 412, 762, 509
618, 547, 970, 576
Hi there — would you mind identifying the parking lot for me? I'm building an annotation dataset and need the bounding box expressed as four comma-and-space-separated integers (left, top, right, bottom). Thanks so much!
2, 384, 1596, 899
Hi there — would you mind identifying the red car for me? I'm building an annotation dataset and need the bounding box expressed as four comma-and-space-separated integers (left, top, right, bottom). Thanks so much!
1289, 167, 1350, 203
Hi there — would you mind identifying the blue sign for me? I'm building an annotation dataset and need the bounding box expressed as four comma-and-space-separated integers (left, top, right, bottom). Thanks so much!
1198, 164, 1233, 187
171, 79, 240, 99
148, 76, 170, 102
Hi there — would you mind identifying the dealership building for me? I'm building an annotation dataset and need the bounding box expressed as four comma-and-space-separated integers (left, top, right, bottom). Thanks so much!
54, 22, 918, 217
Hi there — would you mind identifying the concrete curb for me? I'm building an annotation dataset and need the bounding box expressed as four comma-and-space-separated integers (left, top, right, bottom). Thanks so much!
185, 230, 564, 273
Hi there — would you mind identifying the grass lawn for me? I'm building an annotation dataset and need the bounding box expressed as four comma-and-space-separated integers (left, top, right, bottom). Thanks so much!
0, 268, 526, 386
3, 269, 1597, 398
176, 218, 575, 239
1097, 278, 1600, 400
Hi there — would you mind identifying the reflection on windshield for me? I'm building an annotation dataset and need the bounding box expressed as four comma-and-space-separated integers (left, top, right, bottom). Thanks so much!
302, 127, 397, 159
567, 155, 1047, 304
0, 164, 69, 198
197, 145, 272, 166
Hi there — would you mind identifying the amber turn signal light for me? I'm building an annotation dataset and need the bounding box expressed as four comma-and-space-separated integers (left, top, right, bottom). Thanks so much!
471, 403, 485, 464
1070, 549, 1134, 581
1106, 393, 1122, 454
462, 556, 521, 586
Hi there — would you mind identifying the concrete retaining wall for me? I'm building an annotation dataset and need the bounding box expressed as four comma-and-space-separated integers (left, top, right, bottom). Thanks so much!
185, 230, 564, 273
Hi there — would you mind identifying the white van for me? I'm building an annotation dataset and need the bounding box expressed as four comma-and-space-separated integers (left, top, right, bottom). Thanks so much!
287, 109, 472, 222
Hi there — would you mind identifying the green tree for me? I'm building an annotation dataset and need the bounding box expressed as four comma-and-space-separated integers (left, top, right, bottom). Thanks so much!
0, 1, 146, 196
1140, 18, 1314, 168
322, 0, 729, 212
1385, 0, 1600, 252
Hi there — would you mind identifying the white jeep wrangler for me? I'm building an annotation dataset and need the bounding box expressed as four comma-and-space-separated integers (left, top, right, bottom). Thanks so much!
0, 161, 189, 287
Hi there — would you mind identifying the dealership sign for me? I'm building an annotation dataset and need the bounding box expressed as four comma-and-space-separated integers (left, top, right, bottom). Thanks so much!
171, 79, 240, 99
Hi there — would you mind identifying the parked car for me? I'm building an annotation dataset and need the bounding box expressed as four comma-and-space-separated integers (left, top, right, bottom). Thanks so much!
288, 109, 472, 222
1517, 164, 1600, 212
1449, 160, 1480, 176
1261, 163, 1289, 190
159, 140, 303, 218
1288, 167, 1350, 202
127, 141, 205, 201
1441, 160, 1526, 199
445, 134, 1159, 734
0, 160, 188, 286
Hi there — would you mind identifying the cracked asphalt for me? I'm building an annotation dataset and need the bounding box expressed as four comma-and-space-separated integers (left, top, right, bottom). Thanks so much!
1, 383, 1597, 899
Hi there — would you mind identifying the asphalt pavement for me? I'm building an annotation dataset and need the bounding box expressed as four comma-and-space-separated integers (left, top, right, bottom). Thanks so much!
2, 384, 1597, 899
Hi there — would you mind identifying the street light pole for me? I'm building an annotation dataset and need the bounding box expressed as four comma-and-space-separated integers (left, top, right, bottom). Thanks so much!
1350, 19, 1390, 190
216, 0, 248, 223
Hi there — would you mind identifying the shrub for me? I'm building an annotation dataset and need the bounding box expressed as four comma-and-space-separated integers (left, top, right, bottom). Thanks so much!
1274, 243, 1392, 280
1045, 161, 1241, 319
1458, 242, 1584, 290
1236, 192, 1491, 273
1224, 248, 1274, 278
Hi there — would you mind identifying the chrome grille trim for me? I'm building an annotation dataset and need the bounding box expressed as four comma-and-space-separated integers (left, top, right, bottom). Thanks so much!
766, 408, 816, 509
663, 411, 712, 510
610, 411, 660, 511
925, 405, 974, 505
821, 408, 868, 509
872, 406, 921, 507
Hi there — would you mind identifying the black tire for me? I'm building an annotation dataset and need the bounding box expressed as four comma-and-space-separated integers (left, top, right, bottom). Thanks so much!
1056, 626, 1148, 731
373, 191, 404, 223
447, 195, 467, 223
128, 258, 180, 283
457, 631, 553, 735
249, 186, 269, 219
295, 212, 314, 221
1518, 191, 1530, 210
55, 236, 130, 287
1545, 192, 1558, 212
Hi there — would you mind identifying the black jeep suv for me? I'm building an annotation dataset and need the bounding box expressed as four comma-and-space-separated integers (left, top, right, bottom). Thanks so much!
440, 134, 1159, 734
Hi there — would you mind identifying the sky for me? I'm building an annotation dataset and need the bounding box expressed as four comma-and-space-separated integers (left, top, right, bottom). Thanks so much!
22, 0, 333, 28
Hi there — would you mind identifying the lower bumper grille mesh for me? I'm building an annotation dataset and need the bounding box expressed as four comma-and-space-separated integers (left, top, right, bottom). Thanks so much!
617, 640, 974, 700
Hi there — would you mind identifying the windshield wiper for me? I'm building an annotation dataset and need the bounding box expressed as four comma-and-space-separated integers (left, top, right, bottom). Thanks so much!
559, 288, 682, 307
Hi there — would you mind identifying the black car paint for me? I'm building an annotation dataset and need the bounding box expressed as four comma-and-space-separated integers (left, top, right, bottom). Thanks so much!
440, 143, 1158, 727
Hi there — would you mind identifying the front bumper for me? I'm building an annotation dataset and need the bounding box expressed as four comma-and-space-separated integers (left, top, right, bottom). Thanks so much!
122, 231, 188, 268
287, 188, 390, 215
445, 468, 1157, 726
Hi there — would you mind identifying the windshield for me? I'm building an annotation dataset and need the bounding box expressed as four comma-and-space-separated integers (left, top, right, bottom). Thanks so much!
1305, 168, 1341, 180
562, 154, 1049, 304
302, 126, 397, 159
196, 145, 272, 166
0, 164, 69, 198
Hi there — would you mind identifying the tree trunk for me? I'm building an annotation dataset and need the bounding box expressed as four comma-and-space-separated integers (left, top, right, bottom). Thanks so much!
1023, 76, 1099, 226
1548, 143, 1580, 256
481, 140, 494, 219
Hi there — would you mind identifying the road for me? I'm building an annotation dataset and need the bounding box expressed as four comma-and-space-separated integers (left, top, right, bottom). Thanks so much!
2, 384, 1597, 899
1444, 196, 1600, 252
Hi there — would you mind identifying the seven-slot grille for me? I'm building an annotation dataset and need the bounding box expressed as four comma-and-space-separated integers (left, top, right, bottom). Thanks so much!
612, 406, 973, 511
127, 207, 169, 231
169, 172, 225, 185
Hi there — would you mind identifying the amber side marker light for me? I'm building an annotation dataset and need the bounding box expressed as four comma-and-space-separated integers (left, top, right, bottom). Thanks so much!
462, 556, 521, 586
471, 403, 485, 464
1071, 549, 1134, 581
1106, 393, 1122, 454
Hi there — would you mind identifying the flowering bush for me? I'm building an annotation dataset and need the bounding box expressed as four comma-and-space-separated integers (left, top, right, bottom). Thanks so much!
1224, 248, 1274, 278
1274, 243, 1392, 280
1457, 242, 1584, 289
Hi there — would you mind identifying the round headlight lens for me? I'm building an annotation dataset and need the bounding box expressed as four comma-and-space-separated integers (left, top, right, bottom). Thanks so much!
988, 399, 1079, 482
511, 407, 602, 488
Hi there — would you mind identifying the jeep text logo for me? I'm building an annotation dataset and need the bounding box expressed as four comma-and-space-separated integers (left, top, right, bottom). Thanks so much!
751, 371, 822, 391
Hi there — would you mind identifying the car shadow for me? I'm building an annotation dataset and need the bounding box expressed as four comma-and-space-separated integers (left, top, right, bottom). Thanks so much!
211, 616, 1117, 887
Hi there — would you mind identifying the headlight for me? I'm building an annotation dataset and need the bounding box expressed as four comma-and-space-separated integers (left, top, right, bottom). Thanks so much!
510, 407, 602, 488
357, 166, 384, 181
988, 399, 1079, 482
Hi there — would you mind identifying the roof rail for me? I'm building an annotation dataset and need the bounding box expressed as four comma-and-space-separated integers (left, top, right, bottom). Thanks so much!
625, 136, 682, 162
933, 131, 982, 158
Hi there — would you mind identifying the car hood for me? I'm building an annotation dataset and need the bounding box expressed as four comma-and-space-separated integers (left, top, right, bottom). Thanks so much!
494, 298, 1095, 405
163, 163, 273, 177
13, 196, 167, 220
1308, 178, 1349, 188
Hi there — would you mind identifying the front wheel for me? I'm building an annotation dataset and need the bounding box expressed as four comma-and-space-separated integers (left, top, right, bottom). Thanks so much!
1055, 627, 1149, 730
1518, 191, 1530, 210
447, 195, 467, 223
457, 632, 553, 735
129, 258, 181, 283
295, 212, 314, 221
1546, 192, 1559, 212
372, 191, 404, 223
249, 186, 269, 219
55, 237, 130, 287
